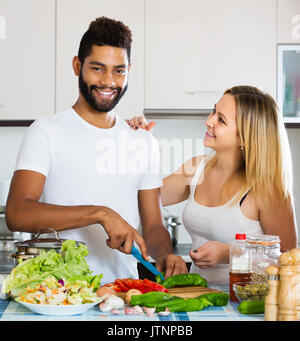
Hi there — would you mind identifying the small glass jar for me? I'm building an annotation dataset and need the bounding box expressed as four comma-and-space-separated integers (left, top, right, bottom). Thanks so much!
246, 234, 281, 284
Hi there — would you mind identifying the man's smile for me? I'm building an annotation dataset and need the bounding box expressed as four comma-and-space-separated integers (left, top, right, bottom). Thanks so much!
93, 88, 117, 100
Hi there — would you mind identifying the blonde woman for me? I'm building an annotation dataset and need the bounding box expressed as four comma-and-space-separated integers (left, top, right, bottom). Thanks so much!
127, 85, 298, 285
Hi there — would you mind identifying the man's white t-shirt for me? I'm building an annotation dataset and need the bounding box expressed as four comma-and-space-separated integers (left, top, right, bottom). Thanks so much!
15, 108, 162, 284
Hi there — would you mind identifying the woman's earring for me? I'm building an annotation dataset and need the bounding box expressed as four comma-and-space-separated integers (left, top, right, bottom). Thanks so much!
240, 146, 244, 151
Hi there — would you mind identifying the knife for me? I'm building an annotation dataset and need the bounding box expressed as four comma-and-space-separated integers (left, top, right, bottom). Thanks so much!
131, 245, 165, 281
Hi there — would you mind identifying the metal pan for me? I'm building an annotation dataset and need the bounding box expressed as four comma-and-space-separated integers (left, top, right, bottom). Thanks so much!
13, 228, 84, 260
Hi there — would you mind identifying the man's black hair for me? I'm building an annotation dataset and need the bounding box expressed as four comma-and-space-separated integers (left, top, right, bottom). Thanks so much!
78, 16, 132, 64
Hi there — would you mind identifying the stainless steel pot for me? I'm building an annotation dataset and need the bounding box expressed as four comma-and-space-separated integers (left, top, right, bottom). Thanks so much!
0, 236, 18, 273
12, 228, 84, 264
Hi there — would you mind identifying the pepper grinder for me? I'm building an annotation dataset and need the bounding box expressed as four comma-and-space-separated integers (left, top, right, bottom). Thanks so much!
265, 265, 280, 321
290, 248, 300, 320
278, 252, 297, 321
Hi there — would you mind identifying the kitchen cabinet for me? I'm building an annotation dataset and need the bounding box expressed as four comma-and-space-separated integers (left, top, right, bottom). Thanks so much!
56, 0, 144, 119
144, 0, 277, 111
277, 0, 300, 125
0, 0, 55, 120
277, 44, 300, 123
277, 0, 300, 43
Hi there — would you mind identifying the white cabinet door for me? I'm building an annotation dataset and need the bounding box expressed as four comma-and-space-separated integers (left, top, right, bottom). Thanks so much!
0, 0, 55, 120
145, 0, 277, 110
278, 0, 300, 43
56, 0, 144, 119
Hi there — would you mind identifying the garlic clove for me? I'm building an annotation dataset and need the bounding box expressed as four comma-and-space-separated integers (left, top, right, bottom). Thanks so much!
158, 307, 171, 316
125, 307, 136, 315
143, 307, 156, 316
133, 305, 144, 315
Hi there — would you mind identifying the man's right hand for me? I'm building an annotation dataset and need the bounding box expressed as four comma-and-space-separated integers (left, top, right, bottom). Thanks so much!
98, 206, 149, 260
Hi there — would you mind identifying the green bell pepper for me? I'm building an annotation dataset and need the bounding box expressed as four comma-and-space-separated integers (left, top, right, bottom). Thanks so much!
162, 297, 213, 312
156, 273, 207, 288
130, 291, 173, 306
130, 291, 214, 312
197, 292, 229, 306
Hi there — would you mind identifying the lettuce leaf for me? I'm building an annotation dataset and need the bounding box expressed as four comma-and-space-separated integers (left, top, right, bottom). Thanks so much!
1, 239, 102, 297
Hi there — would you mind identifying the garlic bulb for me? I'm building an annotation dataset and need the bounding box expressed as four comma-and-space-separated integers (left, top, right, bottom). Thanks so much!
105, 295, 125, 310
99, 302, 113, 312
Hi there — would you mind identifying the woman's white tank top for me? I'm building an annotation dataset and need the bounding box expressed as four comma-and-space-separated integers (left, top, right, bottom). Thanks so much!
182, 152, 263, 286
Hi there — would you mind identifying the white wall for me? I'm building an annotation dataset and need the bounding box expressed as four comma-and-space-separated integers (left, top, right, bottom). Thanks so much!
1, 121, 299, 244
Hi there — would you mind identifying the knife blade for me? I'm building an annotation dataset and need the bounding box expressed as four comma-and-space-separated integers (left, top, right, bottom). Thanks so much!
131, 245, 165, 281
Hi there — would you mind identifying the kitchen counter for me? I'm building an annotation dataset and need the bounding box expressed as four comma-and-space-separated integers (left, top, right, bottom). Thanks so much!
0, 286, 264, 322
173, 243, 192, 262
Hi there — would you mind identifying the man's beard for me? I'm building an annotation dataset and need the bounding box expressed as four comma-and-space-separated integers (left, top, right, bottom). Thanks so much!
78, 70, 128, 112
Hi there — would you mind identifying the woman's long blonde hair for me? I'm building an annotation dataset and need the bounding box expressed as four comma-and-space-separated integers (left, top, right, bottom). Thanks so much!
207, 85, 293, 205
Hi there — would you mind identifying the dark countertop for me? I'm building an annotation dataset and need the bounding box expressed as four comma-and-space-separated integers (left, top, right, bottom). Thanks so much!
138, 243, 192, 280
173, 243, 192, 258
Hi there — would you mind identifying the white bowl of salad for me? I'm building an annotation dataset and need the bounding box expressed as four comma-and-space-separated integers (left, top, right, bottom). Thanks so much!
15, 277, 102, 316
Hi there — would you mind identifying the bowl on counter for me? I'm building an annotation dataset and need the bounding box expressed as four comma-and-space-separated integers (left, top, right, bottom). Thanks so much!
16, 300, 100, 316
233, 282, 268, 301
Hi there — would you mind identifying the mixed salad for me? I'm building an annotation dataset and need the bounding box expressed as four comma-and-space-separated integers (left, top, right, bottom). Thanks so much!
2, 240, 103, 298
15, 277, 102, 305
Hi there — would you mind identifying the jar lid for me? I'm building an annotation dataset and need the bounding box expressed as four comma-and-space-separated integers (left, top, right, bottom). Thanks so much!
235, 233, 246, 240
246, 234, 280, 246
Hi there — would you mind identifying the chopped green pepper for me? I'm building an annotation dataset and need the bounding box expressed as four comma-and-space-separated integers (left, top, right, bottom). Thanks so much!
237, 300, 265, 314
156, 273, 207, 288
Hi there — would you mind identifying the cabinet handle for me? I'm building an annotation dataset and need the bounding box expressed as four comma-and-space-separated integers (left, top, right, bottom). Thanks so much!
185, 90, 222, 96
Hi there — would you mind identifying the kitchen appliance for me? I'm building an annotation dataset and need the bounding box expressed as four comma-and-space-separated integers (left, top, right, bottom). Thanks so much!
0, 236, 17, 273
164, 215, 181, 248
12, 228, 85, 265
